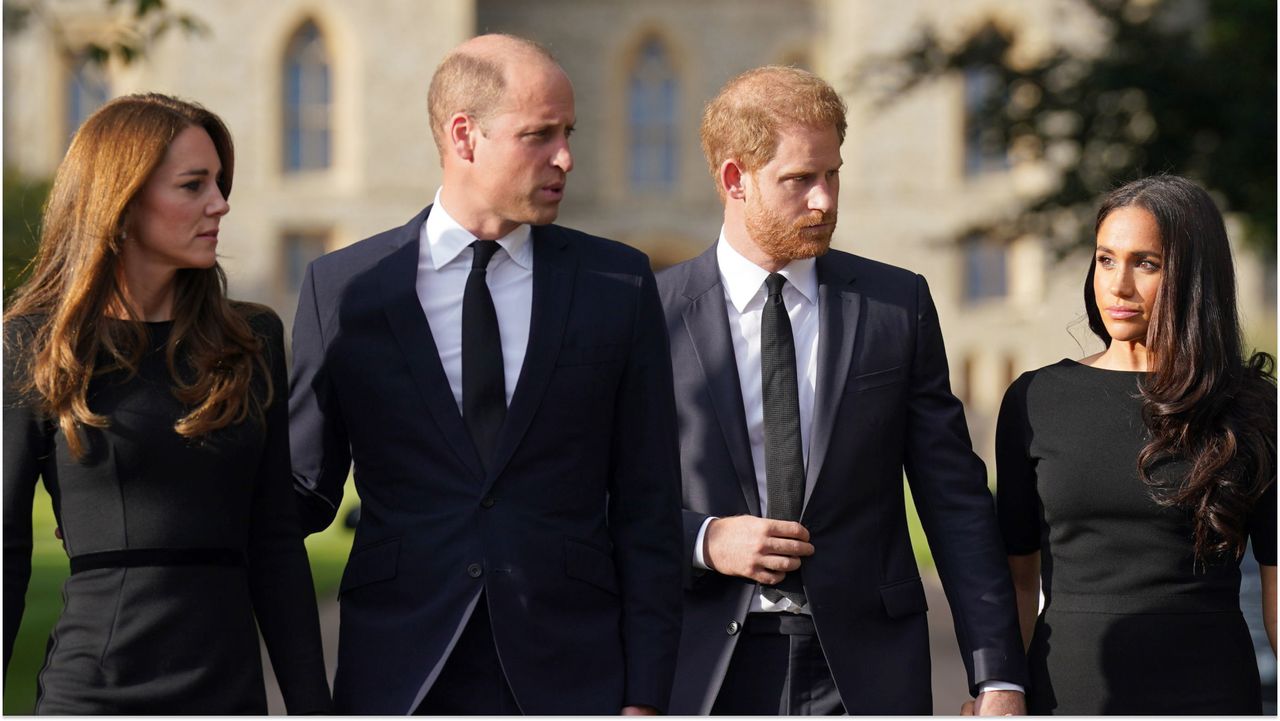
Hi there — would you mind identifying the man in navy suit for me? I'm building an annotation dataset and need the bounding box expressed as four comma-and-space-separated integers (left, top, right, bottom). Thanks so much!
288, 34, 682, 715
657, 66, 1028, 715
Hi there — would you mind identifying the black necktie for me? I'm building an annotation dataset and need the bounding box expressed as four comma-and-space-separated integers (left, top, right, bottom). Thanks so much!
462, 240, 506, 470
760, 273, 807, 607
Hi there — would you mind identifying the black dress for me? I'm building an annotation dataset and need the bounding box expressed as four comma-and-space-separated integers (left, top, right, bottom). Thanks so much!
996, 359, 1275, 714
3, 311, 331, 714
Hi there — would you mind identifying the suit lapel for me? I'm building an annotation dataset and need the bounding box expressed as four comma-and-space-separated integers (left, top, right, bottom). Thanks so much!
484, 225, 575, 489
803, 254, 861, 508
682, 247, 761, 516
379, 206, 486, 482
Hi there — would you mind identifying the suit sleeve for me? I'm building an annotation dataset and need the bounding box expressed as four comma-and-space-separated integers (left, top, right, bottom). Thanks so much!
289, 262, 351, 534
607, 268, 684, 712
246, 311, 333, 713
900, 275, 1028, 693
2, 318, 50, 675
683, 510, 714, 579
995, 373, 1042, 556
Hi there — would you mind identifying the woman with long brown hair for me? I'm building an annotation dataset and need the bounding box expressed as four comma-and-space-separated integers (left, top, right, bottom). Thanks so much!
3, 93, 331, 713
993, 174, 1276, 713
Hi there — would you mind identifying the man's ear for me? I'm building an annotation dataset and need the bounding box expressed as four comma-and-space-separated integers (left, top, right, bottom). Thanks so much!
449, 113, 478, 162
721, 159, 747, 201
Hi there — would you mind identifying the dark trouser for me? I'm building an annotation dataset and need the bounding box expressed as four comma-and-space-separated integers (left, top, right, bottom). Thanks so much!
711, 613, 845, 716
414, 597, 521, 715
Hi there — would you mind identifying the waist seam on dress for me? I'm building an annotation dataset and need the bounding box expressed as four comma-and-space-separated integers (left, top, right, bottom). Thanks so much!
68, 548, 246, 574
1046, 589, 1240, 614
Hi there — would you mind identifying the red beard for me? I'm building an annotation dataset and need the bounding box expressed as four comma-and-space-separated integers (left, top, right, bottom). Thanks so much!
744, 200, 836, 261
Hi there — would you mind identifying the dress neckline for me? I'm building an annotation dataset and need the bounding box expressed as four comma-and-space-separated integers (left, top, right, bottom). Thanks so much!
1060, 358, 1146, 375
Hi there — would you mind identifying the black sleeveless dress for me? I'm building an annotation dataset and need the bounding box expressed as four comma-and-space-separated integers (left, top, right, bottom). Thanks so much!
3, 312, 331, 714
996, 359, 1275, 714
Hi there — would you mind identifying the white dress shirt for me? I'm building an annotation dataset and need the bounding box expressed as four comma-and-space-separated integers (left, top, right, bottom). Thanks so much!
408, 189, 534, 708
417, 188, 533, 411
693, 232, 819, 614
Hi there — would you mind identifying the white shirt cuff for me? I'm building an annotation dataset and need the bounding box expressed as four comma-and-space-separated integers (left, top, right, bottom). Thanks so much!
692, 516, 718, 570
978, 681, 1024, 695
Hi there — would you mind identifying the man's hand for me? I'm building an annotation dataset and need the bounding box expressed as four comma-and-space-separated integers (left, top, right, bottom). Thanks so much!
704, 515, 813, 584
621, 704, 658, 715
960, 690, 1025, 716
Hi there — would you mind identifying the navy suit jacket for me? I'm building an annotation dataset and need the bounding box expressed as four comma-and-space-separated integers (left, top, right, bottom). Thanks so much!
288, 206, 684, 714
657, 245, 1027, 714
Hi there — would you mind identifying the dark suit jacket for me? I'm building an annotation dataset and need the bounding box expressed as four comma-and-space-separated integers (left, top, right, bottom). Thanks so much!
658, 244, 1027, 714
288, 206, 683, 714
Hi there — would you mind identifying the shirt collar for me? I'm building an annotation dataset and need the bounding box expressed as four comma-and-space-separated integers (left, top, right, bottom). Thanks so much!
423, 188, 533, 270
715, 228, 818, 313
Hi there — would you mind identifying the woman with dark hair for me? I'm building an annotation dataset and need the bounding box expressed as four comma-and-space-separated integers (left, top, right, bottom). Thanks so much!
3, 93, 331, 713
994, 175, 1276, 714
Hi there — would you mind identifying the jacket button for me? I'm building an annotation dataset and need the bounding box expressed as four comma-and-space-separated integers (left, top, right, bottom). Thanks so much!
726, 620, 740, 635
480, 495, 496, 509
467, 563, 483, 578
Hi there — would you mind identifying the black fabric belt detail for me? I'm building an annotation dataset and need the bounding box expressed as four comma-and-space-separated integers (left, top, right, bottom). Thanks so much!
1047, 589, 1240, 615
745, 612, 817, 636
69, 548, 245, 575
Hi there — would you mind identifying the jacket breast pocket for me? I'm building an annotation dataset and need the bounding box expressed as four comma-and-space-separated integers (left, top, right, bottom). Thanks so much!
846, 365, 905, 394
338, 536, 400, 599
564, 537, 619, 596
556, 343, 627, 367
880, 576, 929, 619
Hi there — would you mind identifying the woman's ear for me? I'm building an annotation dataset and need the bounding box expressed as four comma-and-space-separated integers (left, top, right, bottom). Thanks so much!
117, 209, 133, 246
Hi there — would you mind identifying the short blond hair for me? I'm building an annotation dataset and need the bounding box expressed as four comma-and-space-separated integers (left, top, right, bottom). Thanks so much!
700, 66, 847, 197
427, 34, 557, 161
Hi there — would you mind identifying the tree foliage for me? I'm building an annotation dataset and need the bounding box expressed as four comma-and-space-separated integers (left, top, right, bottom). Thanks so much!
3, 168, 51, 305
853, 0, 1276, 260
3, 0, 207, 66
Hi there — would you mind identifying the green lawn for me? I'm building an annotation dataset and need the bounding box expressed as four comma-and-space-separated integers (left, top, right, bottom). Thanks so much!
305, 481, 361, 600
3, 480, 358, 714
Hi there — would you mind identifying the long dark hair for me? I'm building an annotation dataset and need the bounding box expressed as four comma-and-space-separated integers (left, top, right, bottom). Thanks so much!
3, 93, 271, 459
1085, 175, 1276, 563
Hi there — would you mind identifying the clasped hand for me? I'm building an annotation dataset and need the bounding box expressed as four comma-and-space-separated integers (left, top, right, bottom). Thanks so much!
704, 515, 814, 583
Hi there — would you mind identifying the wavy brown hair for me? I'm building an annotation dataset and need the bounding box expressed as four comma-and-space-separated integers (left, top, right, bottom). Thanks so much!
3, 93, 271, 458
1085, 175, 1276, 563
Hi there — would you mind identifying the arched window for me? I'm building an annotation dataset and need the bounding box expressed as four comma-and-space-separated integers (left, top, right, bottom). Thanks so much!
283, 21, 331, 172
628, 37, 678, 191
961, 232, 1009, 303
66, 55, 109, 144
282, 229, 329, 296
963, 65, 1009, 176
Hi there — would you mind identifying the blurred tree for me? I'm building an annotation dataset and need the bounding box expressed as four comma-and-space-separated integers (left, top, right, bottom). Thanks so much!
2, 0, 207, 306
853, 0, 1276, 260
3, 168, 50, 304
3, 0, 206, 66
